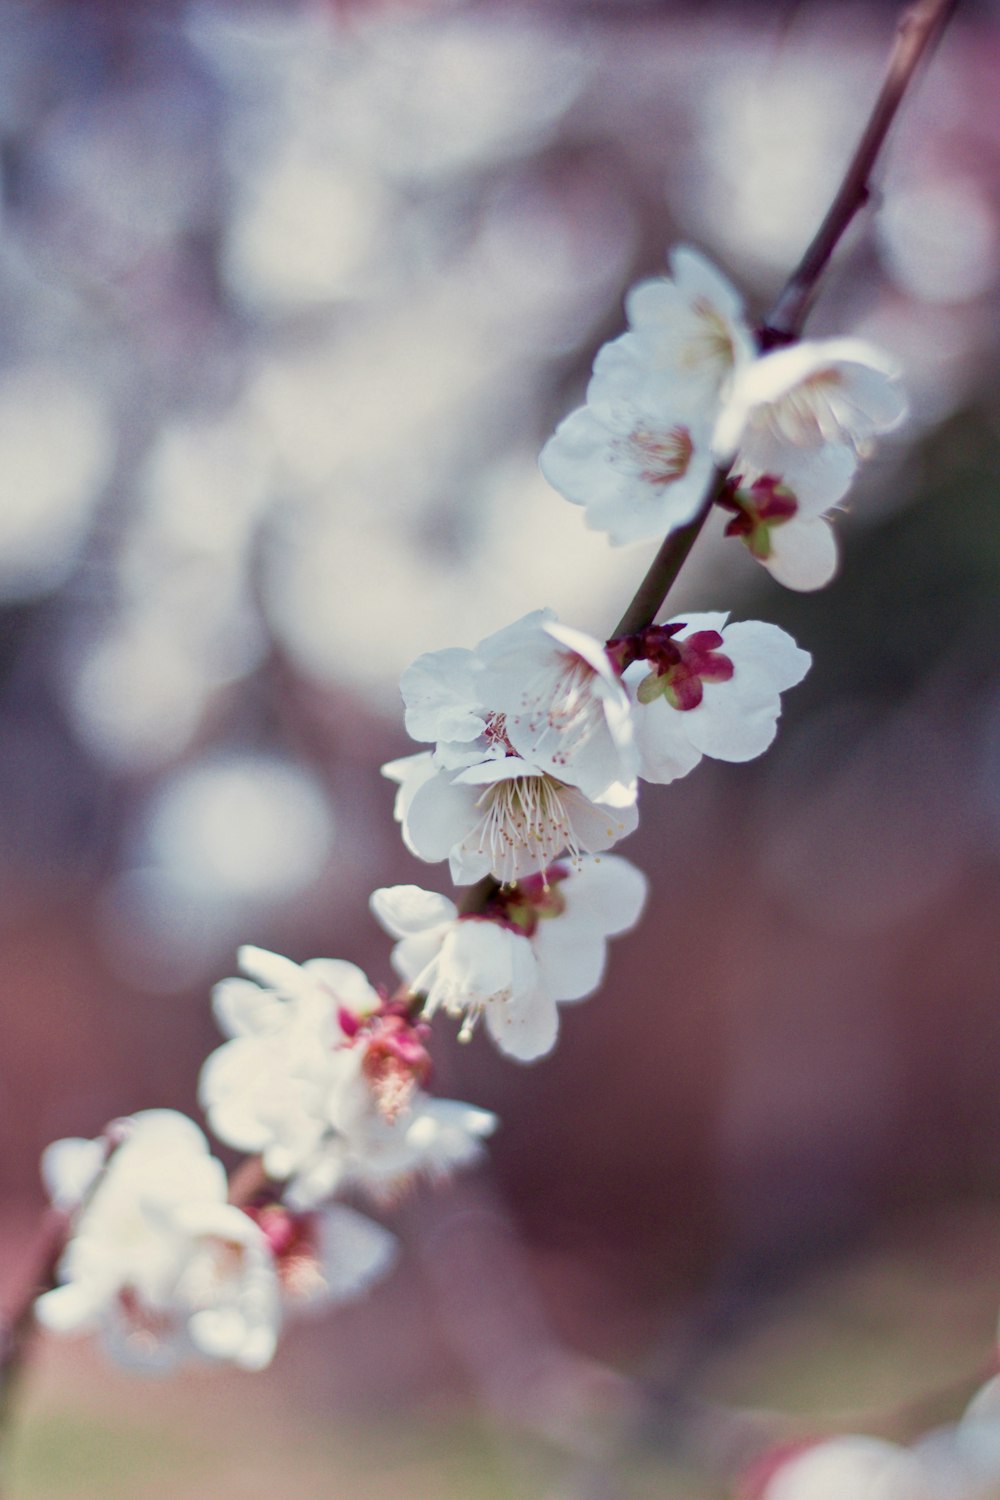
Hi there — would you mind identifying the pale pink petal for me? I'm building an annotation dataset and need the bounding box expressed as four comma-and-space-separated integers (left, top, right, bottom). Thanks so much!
766, 516, 839, 591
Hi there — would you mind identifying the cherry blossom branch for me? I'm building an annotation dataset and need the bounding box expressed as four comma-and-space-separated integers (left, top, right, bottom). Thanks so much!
610, 0, 959, 640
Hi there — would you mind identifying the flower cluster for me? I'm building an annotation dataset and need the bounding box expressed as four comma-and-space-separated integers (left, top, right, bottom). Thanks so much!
35, 241, 906, 1384
37, 1110, 396, 1372
541, 247, 905, 590
385, 603, 809, 882
745, 1376, 1000, 1500
199, 946, 496, 1207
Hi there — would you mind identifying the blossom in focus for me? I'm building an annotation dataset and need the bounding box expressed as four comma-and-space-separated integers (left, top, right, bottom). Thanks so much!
540, 246, 754, 545
389, 612, 640, 882
383, 750, 639, 885
618, 614, 810, 784
370, 854, 648, 1060
400, 610, 637, 799
713, 338, 907, 464
199, 947, 496, 1209
36, 1111, 281, 1372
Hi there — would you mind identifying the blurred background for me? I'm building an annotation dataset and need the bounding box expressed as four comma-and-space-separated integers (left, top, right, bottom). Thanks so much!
2, 0, 1000, 1494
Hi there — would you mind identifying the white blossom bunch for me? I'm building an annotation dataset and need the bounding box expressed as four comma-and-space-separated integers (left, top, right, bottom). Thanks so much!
199, 946, 497, 1208
26, 86, 944, 1441
33, 237, 902, 1378
541, 247, 906, 590
36, 1111, 395, 1372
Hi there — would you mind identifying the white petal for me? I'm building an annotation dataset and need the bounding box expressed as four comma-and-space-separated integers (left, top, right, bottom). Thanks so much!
737, 432, 857, 514
311, 1205, 398, 1305
34, 1282, 104, 1334
370, 884, 457, 939
301, 958, 378, 1015
625, 667, 704, 786
559, 855, 649, 938
672, 611, 730, 637
765, 515, 840, 591
237, 946, 308, 994
41, 1137, 106, 1211
212, 976, 287, 1039
484, 983, 560, 1061
403, 769, 481, 866
530, 925, 607, 1004
721, 620, 811, 693
399, 646, 485, 745
766, 1437, 931, 1500
435, 921, 522, 1008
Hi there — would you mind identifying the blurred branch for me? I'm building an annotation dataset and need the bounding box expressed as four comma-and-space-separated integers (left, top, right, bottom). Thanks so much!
760, 0, 960, 346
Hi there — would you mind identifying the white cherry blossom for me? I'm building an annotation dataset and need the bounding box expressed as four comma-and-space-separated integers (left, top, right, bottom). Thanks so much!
621, 613, 810, 784
540, 246, 755, 546
288, 1046, 496, 1208
383, 750, 639, 885
199, 947, 496, 1208
476, 611, 637, 800
36, 1111, 281, 1372
398, 610, 637, 798
539, 388, 718, 546
243, 1201, 397, 1313
618, 245, 758, 403
713, 337, 906, 463
370, 855, 648, 1061
200, 947, 377, 1182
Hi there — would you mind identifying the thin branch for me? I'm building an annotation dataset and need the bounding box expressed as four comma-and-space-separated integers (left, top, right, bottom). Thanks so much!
761, 0, 959, 346
610, 471, 726, 639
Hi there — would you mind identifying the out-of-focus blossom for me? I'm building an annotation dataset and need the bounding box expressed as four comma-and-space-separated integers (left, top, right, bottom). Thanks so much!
244, 1201, 397, 1314
619, 614, 810, 785
756, 1436, 932, 1500
37, 1111, 281, 1372
200, 947, 496, 1209
713, 338, 906, 464
0, 367, 113, 600
370, 854, 647, 1060
540, 248, 753, 545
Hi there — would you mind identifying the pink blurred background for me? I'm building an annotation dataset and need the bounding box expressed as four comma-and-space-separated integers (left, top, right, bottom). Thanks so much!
2, 1, 1000, 1494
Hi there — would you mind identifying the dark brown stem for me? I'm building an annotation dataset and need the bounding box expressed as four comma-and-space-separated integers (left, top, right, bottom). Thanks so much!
760, 0, 959, 346
610, 471, 727, 639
